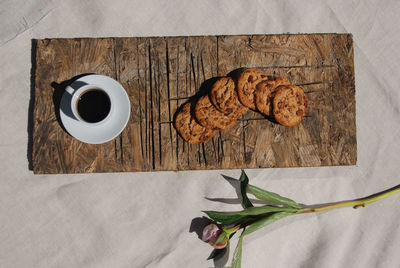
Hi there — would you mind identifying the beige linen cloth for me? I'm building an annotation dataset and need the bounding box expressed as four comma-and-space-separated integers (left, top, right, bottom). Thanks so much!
1, 0, 399, 267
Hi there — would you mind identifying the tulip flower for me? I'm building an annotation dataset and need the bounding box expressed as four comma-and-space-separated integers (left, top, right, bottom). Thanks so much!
202, 223, 228, 249
197, 170, 400, 268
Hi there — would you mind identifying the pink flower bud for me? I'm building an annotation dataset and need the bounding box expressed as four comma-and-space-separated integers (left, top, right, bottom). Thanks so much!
202, 223, 228, 249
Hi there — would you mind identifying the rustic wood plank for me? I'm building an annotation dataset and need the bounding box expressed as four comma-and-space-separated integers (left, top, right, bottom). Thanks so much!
186, 36, 219, 170
32, 34, 356, 174
33, 38, 117, 174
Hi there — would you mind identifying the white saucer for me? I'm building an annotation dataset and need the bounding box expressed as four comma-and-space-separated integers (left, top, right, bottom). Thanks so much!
60, 74, 131, 144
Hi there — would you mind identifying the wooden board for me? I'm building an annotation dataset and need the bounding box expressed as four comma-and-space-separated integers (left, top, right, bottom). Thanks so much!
31, 34, 356, 174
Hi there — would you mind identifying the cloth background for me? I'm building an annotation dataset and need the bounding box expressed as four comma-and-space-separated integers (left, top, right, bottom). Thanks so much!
1, 0, 400, 267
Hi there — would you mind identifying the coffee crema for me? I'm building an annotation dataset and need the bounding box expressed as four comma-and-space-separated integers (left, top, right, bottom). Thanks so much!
76, 89, 111, 123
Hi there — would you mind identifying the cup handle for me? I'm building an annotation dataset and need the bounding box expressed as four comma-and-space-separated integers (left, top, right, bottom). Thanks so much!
65, 86, 75, 95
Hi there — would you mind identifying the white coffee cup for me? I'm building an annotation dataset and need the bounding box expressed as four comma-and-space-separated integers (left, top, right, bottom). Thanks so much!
65, 84, 114, 126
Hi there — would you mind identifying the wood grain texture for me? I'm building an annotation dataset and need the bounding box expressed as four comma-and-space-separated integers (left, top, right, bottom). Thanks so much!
32, 34, 356, 174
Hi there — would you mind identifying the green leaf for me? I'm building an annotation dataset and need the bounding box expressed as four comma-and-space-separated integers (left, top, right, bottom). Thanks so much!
204, 205, 299, 224
242, 211, 295, 236
203, 210, 250, 225
231, 233, 244, 268
239, 205, 299, 215
240, 170, 253, 208
214, 231, 227, 245
247, 184, 302, 209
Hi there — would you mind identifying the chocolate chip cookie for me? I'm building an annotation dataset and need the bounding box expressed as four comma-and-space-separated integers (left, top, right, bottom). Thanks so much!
273, 85, 308, 127
195, 94, 237, 130
254, 77, 290, 116
209, 76, 248, 117
236, 68, 267, 110
174, 102, 216, 144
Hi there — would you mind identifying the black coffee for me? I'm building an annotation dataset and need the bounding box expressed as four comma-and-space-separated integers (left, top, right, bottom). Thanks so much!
76, 89, 111, 123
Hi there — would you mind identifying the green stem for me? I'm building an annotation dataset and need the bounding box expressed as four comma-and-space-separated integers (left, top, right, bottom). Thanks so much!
299, 184, 400, 214
223, 225, 241, 237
